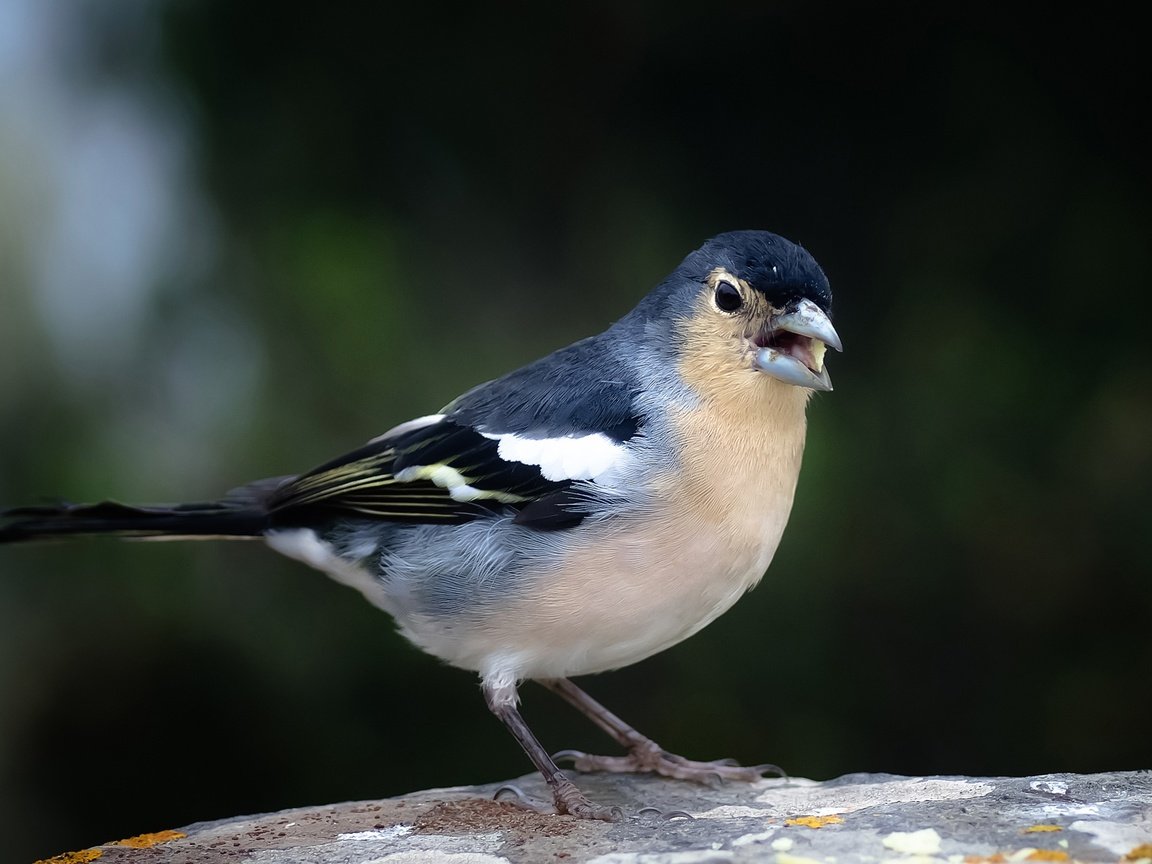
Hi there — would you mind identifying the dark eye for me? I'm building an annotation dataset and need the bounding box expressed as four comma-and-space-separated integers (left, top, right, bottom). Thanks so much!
714, 281, 744, 312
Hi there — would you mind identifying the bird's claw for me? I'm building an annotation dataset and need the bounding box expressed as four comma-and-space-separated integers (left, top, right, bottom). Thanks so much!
495, 776, 622, 821
637, 806, 695, 821
554, 741, 784, 785
493, 783, 528, 802
551, 749, 586, 765
752, 762, 788, 780
493, 783, 548, 811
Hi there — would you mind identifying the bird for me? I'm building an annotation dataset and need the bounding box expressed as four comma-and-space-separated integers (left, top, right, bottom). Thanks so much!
1, 229, 841, 821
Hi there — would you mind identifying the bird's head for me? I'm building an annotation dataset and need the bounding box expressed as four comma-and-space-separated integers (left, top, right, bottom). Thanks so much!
631, 231, 842, 397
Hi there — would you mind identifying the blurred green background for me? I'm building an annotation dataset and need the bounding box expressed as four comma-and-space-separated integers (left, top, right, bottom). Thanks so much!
1, 3, 1149, 861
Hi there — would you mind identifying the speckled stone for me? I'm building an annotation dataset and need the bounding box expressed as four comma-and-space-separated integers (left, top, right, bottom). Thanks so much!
37, 771, 1152, 864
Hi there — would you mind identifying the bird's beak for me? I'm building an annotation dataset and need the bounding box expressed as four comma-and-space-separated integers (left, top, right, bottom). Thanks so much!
753, 299, 843, 392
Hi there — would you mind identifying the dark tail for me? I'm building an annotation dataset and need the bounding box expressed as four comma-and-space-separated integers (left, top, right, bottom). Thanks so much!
0, 500, 270, 543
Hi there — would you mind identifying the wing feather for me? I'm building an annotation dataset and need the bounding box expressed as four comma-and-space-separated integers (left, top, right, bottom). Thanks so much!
266, 336, 643, 531
265, 419, 568, 526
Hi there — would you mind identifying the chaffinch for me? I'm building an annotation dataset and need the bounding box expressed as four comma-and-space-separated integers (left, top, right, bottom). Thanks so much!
1, 229, 841, 820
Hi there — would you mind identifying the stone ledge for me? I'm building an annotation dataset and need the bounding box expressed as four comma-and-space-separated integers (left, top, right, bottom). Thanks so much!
37, 771, 1152, 864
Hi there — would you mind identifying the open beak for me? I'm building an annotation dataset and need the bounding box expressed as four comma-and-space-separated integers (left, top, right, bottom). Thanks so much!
753, 299, 843, 392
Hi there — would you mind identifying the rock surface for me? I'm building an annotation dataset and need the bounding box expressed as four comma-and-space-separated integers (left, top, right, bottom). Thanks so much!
37, 771, 1152, 864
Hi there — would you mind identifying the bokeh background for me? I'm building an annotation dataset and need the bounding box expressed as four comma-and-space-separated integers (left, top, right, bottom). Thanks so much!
1, 3, 1149, 860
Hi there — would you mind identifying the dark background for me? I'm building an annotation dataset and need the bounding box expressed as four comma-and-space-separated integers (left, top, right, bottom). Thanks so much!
1, 3, 1149, 861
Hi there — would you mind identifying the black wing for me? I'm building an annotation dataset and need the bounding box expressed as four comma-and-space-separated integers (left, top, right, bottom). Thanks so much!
268, 333, 644, 531
265, 420, 550, 525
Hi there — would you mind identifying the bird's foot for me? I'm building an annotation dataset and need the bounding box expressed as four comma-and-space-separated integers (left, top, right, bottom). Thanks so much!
494, 774, 623, 821
554, 740, 784, 786
554, 776, 624, 821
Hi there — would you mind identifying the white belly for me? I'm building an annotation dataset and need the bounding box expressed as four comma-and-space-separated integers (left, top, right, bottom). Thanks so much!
266, 501, 793, 690
403, 477, 798, 682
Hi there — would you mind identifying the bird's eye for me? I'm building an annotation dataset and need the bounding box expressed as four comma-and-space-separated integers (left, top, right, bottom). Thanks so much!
714, 281, 744, 313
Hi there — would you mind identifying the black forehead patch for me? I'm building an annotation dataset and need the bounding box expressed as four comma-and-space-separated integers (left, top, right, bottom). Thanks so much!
692, 230, 832, 313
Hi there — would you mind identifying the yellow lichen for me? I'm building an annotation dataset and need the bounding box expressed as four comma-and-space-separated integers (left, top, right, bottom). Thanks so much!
33, 851, 102, 864
1023, 825, 1063, 833
784, 814, 844, 828
1025, 851, 1069, 861
115, 829, 187, 848
1124, 844, 1152, 862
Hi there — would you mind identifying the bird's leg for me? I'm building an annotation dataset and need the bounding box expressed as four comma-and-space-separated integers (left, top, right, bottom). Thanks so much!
482, 679, 621, 821
537, 677, 783, 784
